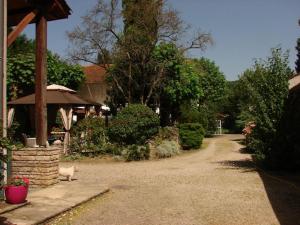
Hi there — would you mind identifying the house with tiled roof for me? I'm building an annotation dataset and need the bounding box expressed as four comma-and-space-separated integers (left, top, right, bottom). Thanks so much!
77, 65, 110, 105
289, 74, 300, 92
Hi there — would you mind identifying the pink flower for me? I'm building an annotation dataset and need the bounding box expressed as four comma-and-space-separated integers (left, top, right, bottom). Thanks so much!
22, 178, 30, 186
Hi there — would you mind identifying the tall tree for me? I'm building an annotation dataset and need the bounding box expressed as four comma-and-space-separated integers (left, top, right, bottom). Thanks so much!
188, 58, 227, 135
67, 0, 213, 107
8, 33, 35, 55
191, 58, 226, 105
239, 48, 292, 165
154, 43, 203, 125
111, 0, 162, 104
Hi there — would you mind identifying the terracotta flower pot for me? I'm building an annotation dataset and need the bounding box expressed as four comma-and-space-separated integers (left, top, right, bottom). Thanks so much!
5, 185, 28, 204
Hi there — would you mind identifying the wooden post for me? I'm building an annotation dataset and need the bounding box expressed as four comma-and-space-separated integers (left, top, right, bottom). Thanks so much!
0, 0, 8, 183
35, 14, 47, 146
0, 0, 7, 135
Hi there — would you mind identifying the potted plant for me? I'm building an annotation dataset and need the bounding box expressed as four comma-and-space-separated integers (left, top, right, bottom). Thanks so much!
4, 177, 29, 204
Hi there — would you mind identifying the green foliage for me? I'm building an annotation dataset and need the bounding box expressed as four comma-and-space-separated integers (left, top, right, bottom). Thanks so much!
0, 122, 16, 185
221, 81, 245, 133
239, 48, 293, 165
156, 126, 179, 142
122, 144, 150, 161
108, 104, 160, 145
151, 127, 179, 158
164, 63, 203, 103
122, 0, 159, 51
47, 53, 85, 90
156, 44, 203, 103
61, 153, 83, 161
179, 102, 216, 137
70, 0, 212, 111
7, 177, 29, 187
156, 140, 180, 158
191, 58, 227, 104
7, 53, 35, 99
271, 91, 300, 170
202, 104, 218, 137
102, 143, 123, 156
108, 0, 162, 106
7, 35, 84, 99
0, 137, 11, 162
153, 43, 204, 126
179, 103, 208, 129
179, 123, 205, 150
179, 58, 227, 135
8, 33, 35, 55
71, 117, 108, 155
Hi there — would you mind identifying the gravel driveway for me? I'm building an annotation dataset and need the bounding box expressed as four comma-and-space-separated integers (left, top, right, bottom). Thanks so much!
55, 134, 300, 225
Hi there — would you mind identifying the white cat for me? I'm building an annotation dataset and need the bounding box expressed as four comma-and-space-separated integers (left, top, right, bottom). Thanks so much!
59, 165, 78, 181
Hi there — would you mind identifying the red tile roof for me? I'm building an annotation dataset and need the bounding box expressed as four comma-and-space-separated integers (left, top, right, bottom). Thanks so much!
83, 65, 110, 84
289, 74, 300, 92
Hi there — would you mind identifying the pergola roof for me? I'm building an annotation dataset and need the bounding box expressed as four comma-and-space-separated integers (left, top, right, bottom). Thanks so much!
47, 84, 76, 93
8, 0, 71, 26
8, 85, 98, 106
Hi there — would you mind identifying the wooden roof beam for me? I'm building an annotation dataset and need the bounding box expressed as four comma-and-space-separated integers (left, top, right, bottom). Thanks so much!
53, 0, 67, 15
8, 7, 35, 16
7, 9, 38, 47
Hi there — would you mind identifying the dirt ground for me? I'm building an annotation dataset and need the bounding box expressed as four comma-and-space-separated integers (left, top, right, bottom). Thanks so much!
50, 134, 300, 225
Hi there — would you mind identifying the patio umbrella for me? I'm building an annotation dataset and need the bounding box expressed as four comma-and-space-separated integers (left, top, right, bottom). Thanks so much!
8, 84, 99, 153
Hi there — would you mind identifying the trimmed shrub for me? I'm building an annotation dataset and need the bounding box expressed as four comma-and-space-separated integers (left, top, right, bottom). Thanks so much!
71, 116, 108, 155
156, 140, 180, 158
108, 104, 160, 145
122, 144, 150, 161
179, 123, 205, 150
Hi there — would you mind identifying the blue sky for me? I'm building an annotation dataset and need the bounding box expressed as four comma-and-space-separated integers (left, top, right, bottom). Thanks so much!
24, 0, 300, 80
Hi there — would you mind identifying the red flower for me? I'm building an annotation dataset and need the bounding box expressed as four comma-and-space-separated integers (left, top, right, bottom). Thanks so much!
6, 176, 30, 187
22, 178, 30, 186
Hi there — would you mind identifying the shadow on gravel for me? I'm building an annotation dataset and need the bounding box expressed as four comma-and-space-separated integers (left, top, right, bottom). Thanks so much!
258, 171, 300, 225
218, 157, 300, 225
216, 159, 256, 173
229, 135, 246, 146
239, 147, 252, 154
0, 216, 14, 225
221, 137, 300, 225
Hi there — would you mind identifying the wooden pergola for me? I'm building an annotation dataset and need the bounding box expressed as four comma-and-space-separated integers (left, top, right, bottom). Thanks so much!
1, 0, 71, 146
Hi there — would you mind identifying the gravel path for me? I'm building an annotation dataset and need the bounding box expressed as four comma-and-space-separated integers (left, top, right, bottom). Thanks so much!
56, 134, 300, 225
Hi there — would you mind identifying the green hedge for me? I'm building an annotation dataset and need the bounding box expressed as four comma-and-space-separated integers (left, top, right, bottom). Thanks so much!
179, 123, 205, 150
108, 104, 160, 145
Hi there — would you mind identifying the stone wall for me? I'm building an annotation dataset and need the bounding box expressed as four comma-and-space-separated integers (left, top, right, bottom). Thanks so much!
12, 147, 60, 187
